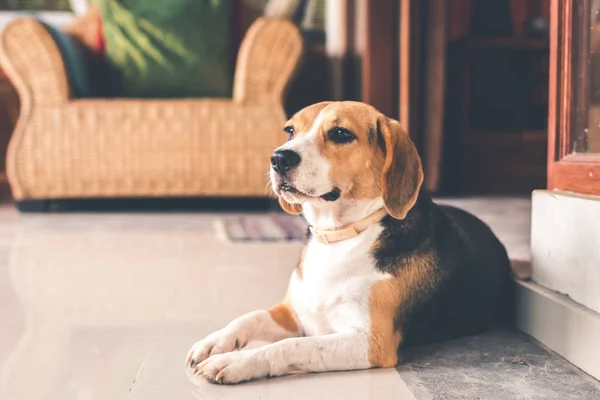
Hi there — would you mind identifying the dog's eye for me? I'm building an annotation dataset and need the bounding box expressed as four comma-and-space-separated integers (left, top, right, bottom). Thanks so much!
328, 127, 356, 144
284, 126, 295, 141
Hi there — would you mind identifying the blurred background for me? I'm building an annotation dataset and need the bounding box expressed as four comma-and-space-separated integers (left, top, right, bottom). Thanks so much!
0, 0, 551, 209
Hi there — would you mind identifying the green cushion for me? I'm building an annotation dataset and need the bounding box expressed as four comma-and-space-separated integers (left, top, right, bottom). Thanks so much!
98, 0, 232, 98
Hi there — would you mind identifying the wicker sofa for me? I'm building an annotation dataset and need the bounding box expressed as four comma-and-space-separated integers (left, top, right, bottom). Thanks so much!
0, 17, 302, 206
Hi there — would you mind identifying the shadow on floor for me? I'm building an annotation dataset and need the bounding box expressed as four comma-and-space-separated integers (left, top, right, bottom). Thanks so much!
15, 197, 280, 213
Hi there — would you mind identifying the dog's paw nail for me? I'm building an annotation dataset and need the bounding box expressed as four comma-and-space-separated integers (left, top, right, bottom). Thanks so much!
206, 374, 224, 385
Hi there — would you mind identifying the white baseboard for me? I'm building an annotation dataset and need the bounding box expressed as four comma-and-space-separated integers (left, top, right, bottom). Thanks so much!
531, 190, 600, 314
516, 280, 600, 381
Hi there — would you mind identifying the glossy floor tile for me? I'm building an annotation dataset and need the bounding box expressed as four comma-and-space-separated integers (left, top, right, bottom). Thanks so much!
0, 199, 530, 400
0, 205, 416, 400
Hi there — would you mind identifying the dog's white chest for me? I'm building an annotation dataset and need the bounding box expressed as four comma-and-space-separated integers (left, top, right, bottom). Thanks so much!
288, 226, 388, 336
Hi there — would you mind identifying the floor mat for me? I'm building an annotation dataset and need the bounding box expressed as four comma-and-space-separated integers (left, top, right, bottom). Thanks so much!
214, 214, 308, 242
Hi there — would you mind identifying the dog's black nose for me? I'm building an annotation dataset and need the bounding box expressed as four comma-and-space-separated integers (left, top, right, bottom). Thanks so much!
271, 150, 301, 175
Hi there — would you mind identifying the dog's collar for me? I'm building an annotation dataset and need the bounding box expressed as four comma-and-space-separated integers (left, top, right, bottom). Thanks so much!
309, 208, 389, 245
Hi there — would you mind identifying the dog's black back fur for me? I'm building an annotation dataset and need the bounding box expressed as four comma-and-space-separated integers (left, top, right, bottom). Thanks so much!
372, 195, 514, 347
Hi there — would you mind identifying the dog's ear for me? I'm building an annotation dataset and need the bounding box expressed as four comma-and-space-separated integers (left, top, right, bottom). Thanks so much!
279, 197, 302, 215
378, 117, 423, 220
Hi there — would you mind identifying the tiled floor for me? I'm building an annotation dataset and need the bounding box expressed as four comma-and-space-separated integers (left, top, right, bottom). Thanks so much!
0, 197, 592, 400
0, 204, 416, 400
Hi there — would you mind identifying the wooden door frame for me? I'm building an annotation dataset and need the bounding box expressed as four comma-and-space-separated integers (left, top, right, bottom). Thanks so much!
362, 0, 398, 119
362, 0, 423, 132
548, 0, 600, 195
398, 0, 423, 136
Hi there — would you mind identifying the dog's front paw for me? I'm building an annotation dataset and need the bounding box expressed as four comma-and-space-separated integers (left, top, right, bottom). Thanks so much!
186, 330, 245, 368
192, 350, 270, 384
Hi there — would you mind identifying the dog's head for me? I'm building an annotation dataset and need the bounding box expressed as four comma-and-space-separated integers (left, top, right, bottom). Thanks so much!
270, 101, 423, 219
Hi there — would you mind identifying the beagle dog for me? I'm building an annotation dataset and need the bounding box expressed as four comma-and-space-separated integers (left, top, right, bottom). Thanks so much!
187, 101, 513, 384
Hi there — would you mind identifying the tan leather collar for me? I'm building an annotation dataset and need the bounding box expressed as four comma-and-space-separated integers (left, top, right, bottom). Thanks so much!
309, 208, 389, 245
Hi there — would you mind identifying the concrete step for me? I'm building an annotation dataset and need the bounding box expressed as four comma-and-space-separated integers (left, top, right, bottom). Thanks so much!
397, 329, 600, 399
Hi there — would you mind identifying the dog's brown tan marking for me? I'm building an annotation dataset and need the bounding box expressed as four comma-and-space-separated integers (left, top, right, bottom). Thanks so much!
268, 303, 300, 333
285, 101, 332, 139
278, 197, 302, 215
310, 103, 388, 201
368, 251, 436, 367
378, 118, 424, 220
368, 279, 402, 367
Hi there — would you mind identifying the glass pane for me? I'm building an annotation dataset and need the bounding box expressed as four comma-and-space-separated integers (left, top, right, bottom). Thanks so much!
575, 0, 600, 153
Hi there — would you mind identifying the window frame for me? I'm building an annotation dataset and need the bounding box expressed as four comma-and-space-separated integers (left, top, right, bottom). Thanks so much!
548, 0, 600, 195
